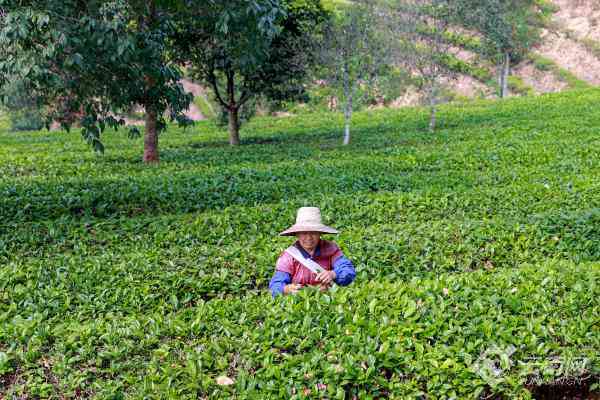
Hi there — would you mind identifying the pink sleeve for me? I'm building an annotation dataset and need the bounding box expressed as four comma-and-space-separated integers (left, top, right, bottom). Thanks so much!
276, 252, 295, 275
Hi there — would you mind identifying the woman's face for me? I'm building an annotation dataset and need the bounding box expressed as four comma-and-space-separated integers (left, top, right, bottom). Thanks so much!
297, 232, 321, 252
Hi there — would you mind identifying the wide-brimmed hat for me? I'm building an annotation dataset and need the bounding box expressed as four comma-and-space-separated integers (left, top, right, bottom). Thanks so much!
279, 207, 339, 236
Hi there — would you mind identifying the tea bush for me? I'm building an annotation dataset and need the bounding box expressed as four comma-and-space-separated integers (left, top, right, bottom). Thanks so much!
507, 76, 535, 97
0, 111, 9, 132
0, 79, 45, 132
1, 88, 599, 398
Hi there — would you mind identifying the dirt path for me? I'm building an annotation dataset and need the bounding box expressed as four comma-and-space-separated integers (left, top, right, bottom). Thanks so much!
181, 79, 206, 121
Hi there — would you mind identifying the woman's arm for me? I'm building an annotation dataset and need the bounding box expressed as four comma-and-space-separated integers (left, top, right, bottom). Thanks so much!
332, 256, 356, 286
269, 271, 292, 297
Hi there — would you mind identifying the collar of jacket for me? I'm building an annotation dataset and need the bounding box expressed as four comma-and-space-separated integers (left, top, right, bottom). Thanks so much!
294, 240, 321, 259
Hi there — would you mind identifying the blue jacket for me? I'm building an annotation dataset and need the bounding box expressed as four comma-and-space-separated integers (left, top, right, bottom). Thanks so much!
269, 241, 356, 297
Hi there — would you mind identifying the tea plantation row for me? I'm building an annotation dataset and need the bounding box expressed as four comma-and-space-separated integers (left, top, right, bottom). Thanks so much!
1, 89, 600, 398
3, 202, 599, 320
2, 261, 598, 398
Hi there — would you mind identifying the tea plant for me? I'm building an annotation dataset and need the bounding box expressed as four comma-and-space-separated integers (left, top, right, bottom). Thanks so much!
1, 88, 599, 398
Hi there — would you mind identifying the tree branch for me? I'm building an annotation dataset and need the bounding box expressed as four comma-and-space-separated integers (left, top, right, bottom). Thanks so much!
208, 66, 227, 108
226, 68, 235, 109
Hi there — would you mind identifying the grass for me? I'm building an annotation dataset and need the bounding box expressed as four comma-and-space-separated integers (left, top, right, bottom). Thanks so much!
442, 31, 485, 54
193, 92, 217, 120
529, 53, 592, 90
0, 111, 9, 131
1, 89, 599, 398
507, 76, 535, 96
442, 54, 493, 84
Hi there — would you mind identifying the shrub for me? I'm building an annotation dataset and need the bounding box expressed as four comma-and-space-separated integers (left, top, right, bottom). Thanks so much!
0, 110, 11, 132
8, 109, 45, 131
194, 93, 217, 120
0, 79, 45, 132
507, 76, 535, 96
441, 55, 493, 83
531, 55, 554, 71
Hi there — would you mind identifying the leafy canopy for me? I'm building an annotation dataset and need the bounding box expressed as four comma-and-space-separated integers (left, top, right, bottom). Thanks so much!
0, 0, 192, 151
454, 0, 550, 61
173, 0, 328, 139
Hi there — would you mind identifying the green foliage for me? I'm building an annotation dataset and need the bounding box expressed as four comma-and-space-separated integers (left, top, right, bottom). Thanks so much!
507, 76, 534, 96
7, 109, 44, 132
442, 30, 485, 54
0, 0, 193, 156
554, 69, 590, 90
0, 108, 6, 122
0, 79, 44, 131
302, 67, 414, 114
1, 89, 600, 397
531, 55, 554, 71
175, 0, 327, 142
0, 110, 9, 132
193, 93, 217, 120
318, 0, 390, 112
440, 54, 493, 83
528, 54, 591, 90
216, 97, 259, 127
455, 0, 548, 61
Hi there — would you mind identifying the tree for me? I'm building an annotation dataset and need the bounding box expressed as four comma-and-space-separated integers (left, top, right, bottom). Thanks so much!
0, 78, 45, 131
392, 0, 461, 132
0, 0, 192, 163
455, 0, 549, 98
320, 0, 390, 145
174, 0, 328, 145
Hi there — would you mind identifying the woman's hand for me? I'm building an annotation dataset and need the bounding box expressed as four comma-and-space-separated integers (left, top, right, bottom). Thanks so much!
316, 270, 336, 285
283, 283, 302, 295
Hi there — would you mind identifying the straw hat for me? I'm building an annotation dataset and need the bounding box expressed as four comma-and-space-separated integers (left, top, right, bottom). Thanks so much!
279, 207, 339, 236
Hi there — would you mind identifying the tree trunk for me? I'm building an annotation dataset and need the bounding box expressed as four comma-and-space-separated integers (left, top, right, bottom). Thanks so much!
228, 107, 240, 146
225, 68, 241, 146
499, 52, 510, 98
429, 103, 437, 133
429, 85, 437, 132
342, 62, 352, 145
497, 62, 502, 96
143, 107, 159, 163
343, 91, 353, 146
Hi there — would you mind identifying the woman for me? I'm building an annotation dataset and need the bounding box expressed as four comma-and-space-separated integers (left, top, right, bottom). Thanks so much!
269, 207, 356, 297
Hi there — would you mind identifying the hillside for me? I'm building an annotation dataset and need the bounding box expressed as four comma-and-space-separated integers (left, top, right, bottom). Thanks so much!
1, 89, 599, 398
435, 0, 600, 100
2, 1, 593, 126
175, 0, 600, 121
